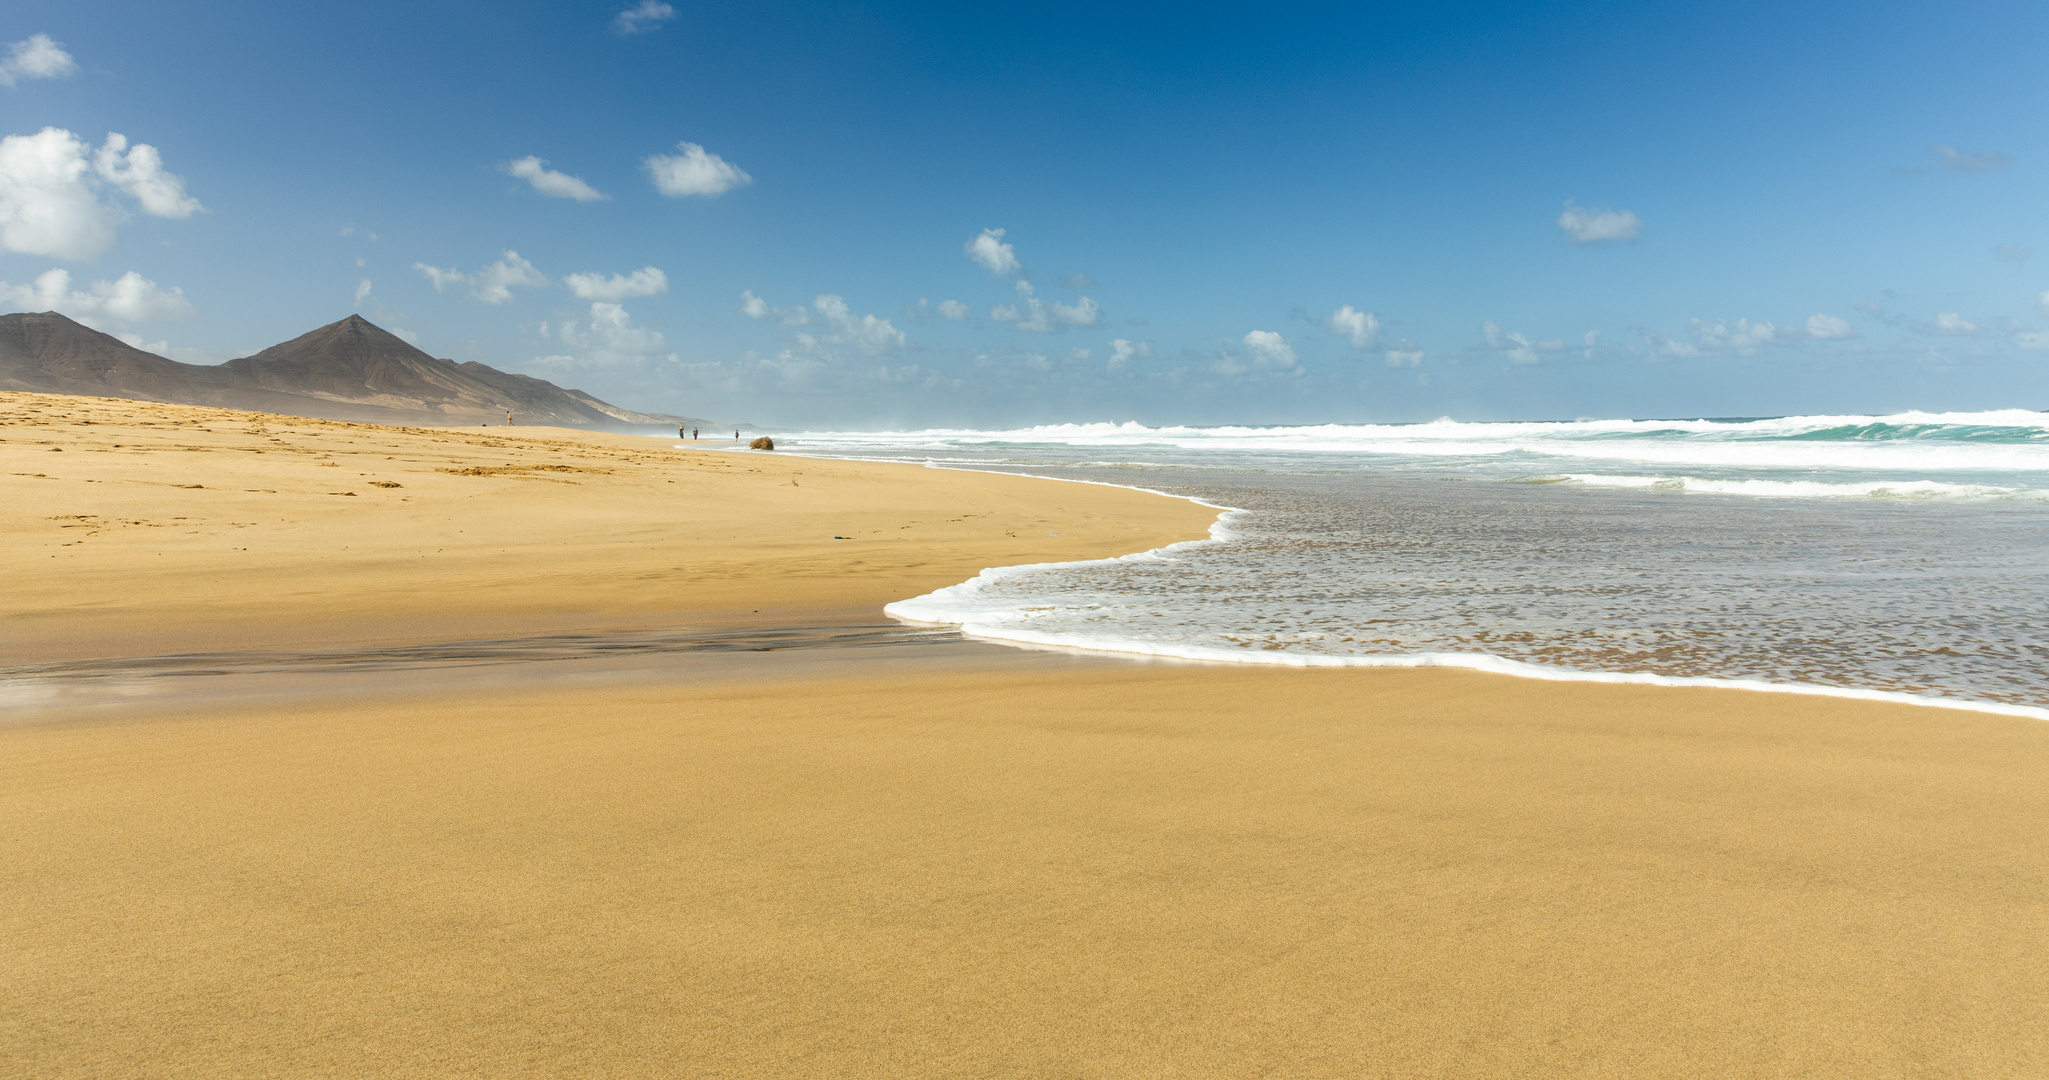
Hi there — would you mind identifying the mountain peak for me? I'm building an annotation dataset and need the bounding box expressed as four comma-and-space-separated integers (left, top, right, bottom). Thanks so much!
1, 309, 692, 429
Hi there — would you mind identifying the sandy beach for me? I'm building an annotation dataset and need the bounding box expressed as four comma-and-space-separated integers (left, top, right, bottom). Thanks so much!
1, 391, 1214, 662
6, 392, 2049, 1078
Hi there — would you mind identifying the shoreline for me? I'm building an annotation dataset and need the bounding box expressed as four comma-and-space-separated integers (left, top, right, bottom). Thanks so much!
733, 442, 2049, 722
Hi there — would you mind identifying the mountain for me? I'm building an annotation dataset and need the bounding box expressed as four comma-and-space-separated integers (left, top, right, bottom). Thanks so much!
0, 311, 707, 430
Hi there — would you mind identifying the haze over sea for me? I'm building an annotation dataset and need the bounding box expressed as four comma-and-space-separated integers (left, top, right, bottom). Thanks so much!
770, 409, 2049, 716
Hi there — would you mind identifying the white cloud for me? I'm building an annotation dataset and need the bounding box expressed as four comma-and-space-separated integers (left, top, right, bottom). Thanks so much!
813, 294, 907, 352
467, 252, 548, 304
0, 34, 76, 87
0, 128, 201, 261
353, 278, 372, 306
644, 142, 750, 197
1482, 320, 1558, 363
612, 0, 677, 35
1633, 331, 1701, 359
416, 263, 465, 292
93, 134, 203, 218
1051, 294, 1101, 327
989, 280, 1097, 331
1108, 338, 1152, 369
546, 302, 669, 365
991, 280, 1054, 332
1242, 330, 1298, 369
740, 289, 811, 325
1931, 145, 2012, 174
904, 297, 972, 322
1384, 349, 1423, 367
1933, 311, 1979, 334
1556, 200, 1642, 245
413, 250, 548, 304
504, 156, 608, 202
564, 266, 666, 301
0, 267, 197, 324
1690, 317, 1780, 354
743, 291, 906, 354
1804, 312, 1855, 339
965, 227, 1022, 276
0, 129, 111, 260
1323, 304, 1379, 349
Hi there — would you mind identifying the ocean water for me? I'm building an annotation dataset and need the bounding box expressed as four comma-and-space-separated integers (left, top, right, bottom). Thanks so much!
760, 411, 2049, 718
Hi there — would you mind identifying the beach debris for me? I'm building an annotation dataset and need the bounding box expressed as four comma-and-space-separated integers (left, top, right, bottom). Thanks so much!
369, 480, 402, 488
750, 436, 775, 450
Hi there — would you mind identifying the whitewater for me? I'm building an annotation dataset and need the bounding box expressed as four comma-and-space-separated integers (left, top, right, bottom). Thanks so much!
760, 410, 2049, 717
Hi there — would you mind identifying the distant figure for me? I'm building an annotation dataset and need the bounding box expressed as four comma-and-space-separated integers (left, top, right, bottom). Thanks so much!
734, 429, 740, 441
692, 427, 699, 440
679, 425, 686, 439
505, 411, 514, 426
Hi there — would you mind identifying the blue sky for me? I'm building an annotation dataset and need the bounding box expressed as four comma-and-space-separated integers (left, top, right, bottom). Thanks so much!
2, 0, 2045, 427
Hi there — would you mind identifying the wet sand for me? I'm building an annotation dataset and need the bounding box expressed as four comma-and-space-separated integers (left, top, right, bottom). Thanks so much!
5, 392, 2049, 1077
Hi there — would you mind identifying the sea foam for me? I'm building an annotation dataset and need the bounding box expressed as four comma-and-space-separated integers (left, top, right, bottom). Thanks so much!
780, 410, 2049, 716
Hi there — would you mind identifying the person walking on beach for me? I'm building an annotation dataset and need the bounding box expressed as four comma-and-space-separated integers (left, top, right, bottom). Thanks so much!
693, 427, 699, 440
505, 411, 514, 426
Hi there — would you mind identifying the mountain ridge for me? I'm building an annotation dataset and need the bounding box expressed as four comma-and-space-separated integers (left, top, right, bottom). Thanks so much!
0, 312, 712, 430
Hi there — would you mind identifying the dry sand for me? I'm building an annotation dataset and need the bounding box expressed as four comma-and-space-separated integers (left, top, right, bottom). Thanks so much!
1, 392, 1213, 661
5, 392, 2049, 1078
